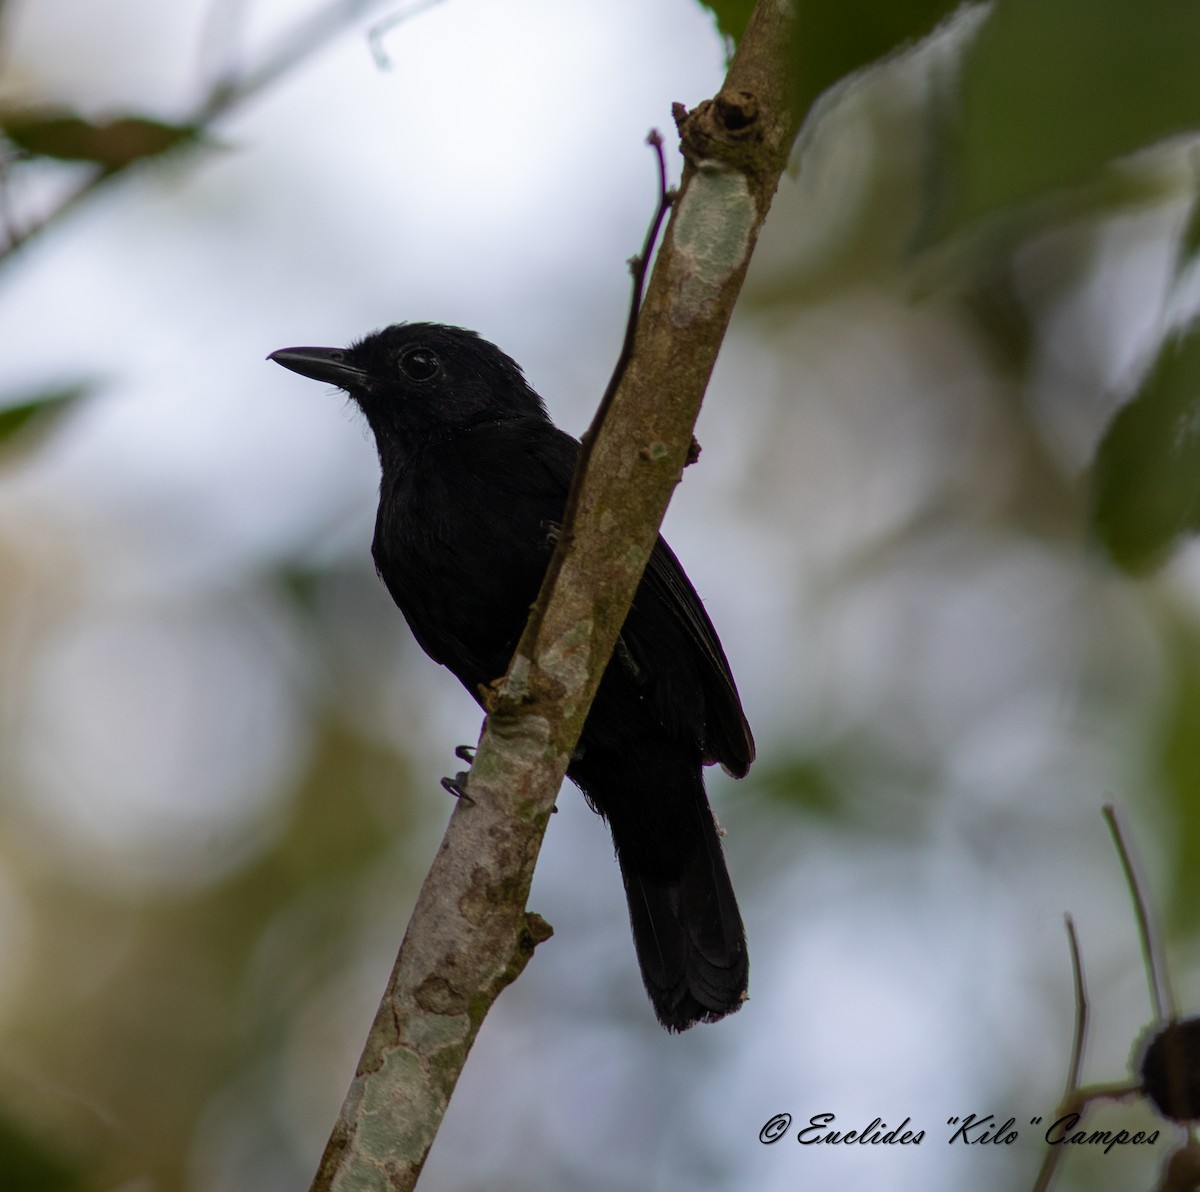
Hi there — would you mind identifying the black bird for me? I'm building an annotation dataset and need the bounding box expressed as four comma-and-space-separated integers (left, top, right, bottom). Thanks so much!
269, 323, 753, 1030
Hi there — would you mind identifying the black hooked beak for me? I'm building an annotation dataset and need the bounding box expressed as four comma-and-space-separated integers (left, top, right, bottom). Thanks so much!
268, 346, 370, 388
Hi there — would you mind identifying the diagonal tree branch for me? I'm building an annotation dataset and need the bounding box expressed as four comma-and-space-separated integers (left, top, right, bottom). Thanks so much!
308, 3, 801, 1189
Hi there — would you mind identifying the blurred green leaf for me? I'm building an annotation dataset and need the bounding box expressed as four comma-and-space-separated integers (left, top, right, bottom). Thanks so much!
1154, 624, 1200, 935
1092, 326, 1200, 573
696, 0, 755, 48
0, 384, 87, 447
0, 111, 197, 169
944, 0, 1200, 236
0, 1110, 80, 1192
753, 744, 936, 840
957, 265, 1040, 380
697, 1, 962, 107
791, 0, 962, 126
277, 561, 325, 617
1175, 150, 1200, 276
1179, 203, 1200, 277
757, 756, 843, 816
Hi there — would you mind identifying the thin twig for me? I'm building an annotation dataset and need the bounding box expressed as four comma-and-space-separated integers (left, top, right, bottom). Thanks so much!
0, 0, 405, 266
194, 0, 399, 122
368, 0, 448, 70
1033, 808, 1187, 1191
1104, 802, 1176, 1023
1078, 1080, 1146, 1104
584, 129, 674, 447
1031, 915, 1090, 1192
1064, 914, 1088, 1105
534, 132, 673, 576
0, 146, 20, 248
196, 0, 250, 100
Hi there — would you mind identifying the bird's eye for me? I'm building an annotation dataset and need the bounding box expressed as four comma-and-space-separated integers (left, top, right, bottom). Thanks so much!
398, 347, 439, 382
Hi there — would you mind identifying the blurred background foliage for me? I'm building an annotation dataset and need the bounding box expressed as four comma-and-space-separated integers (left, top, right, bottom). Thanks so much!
2, 0, 1200, 1190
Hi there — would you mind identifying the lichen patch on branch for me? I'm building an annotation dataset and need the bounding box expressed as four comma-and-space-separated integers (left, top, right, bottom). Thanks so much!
668, 168, 756, 323
539, 617, 593, 700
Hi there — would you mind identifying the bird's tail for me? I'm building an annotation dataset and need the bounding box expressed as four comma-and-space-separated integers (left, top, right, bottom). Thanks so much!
617, 802, 748, 1031
577, 750, 748, 1031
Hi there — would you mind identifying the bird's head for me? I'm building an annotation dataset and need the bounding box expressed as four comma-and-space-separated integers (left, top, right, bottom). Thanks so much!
269, 322, 546, 449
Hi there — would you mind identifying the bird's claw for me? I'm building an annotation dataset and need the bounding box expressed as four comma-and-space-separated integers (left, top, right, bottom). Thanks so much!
454, 744, 476, 763
441, 771, 473, 802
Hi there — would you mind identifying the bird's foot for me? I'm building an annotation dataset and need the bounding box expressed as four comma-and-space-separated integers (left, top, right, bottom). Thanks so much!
444, 744, 557, 812
441, 744, 477, 801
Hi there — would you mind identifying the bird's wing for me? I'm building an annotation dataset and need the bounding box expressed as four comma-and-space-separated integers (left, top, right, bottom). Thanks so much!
637, 536, 755, 776
527, 425, 754, 777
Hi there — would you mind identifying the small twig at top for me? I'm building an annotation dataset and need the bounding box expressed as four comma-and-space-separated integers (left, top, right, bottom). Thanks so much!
584, 129, 676, 447
513, 129, 676, 650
